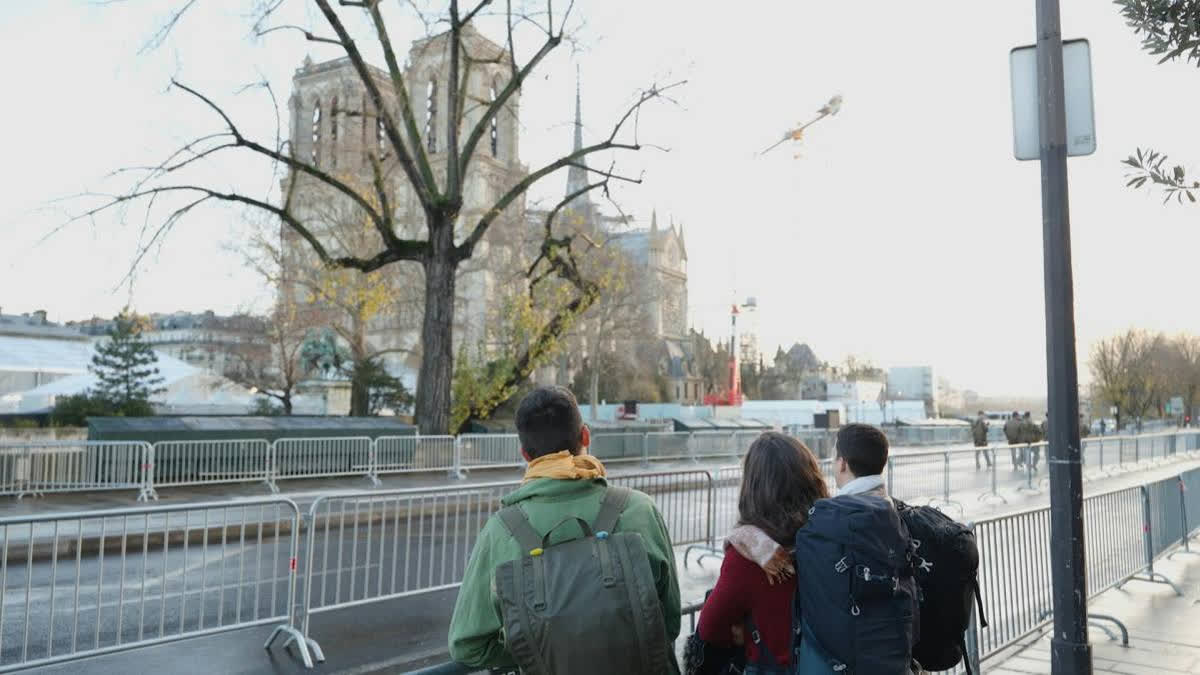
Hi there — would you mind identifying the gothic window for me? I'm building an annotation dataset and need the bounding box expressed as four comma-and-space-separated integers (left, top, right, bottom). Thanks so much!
330, 96, 339, 168
489, 81, 499, 157
425, 79, 438, 153
377, 118, 387, 157
310, 99, 322, 167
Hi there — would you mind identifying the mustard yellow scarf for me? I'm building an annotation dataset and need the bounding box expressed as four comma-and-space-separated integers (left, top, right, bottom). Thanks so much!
522, 450, 607, 483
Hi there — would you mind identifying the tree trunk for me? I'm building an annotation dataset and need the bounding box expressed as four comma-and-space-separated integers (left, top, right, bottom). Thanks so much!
590, 366, 600, 422
350, 376, 370, 416
349, 316, 370, 417
414, 223, 459, 434
282, 394, 293, 416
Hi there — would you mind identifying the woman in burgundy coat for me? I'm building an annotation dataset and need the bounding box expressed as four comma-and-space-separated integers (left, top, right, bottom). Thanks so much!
698, 432, 829, 674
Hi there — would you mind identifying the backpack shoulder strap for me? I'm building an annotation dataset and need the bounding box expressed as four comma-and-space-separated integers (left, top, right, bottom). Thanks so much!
592, 486, 633, 534
496, 504, 543, 552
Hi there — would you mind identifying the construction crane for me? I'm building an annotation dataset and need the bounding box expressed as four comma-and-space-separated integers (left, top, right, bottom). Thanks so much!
704, 303, 743, 407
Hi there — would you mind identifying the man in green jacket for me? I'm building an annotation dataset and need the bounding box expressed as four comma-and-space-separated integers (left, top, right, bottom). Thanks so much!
448, 386, 681, 672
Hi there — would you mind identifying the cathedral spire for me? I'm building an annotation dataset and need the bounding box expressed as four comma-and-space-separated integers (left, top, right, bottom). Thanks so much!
565, 66, 590, 200
650, 208, 658, 233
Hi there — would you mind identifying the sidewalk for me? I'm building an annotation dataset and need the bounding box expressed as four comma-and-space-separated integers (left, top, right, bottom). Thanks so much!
984, 548, 1200, 673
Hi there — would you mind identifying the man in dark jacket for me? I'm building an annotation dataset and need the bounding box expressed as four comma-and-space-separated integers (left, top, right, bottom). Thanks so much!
972, 411, 991, 469
1003, 411, 1023, 470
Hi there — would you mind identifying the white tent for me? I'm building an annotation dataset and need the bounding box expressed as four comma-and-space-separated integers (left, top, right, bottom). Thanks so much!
0, 339, 324, 415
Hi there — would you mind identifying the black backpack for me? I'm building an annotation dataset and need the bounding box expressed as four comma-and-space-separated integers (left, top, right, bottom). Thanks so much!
893, 500, 987, 674
792, 495, 920, 674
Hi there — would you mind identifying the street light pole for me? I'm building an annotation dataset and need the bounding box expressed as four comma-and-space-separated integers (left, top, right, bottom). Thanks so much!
1035, 0, 1091, 672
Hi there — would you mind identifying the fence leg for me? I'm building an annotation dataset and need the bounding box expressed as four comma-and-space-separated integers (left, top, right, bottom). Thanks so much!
1169, 477, 1198, 559
1016, 446, 1038, 493
887, 460, 895, 496
1085, 614, 1130, 646
1121, 485, 1184, 596
931, 452, 963, 516
979, 448, 1007, 505
450, 436, 466, 480
265, 443, 279, 494
365, 440, 381, 488
137, 443, 158, 502
641, 433, 650, 470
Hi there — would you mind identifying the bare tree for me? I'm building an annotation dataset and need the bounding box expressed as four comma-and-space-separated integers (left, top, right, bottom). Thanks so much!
79, 0, 682, 433
1089, 329, 1165, 430
223, 301, 319, 415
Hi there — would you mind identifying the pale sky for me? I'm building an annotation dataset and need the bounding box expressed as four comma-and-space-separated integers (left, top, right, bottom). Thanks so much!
2, 1, 1198, 397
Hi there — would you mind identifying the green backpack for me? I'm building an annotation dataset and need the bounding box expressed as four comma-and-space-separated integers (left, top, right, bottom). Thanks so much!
492, 486, 671, 675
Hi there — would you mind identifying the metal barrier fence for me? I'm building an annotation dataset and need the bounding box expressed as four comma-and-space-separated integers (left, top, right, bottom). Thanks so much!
456, 434, 521, 470
0, 497, 311, 672
0, 441, 151, 501
148, 439, 271, 493
373, 435, 457, 475
0, 429, 1194, 503
295, 469, 714, 660
271, 437, 374, 485
4, 449, 1200, 671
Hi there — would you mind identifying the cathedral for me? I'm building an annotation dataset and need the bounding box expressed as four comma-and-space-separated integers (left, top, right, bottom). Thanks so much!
284, 25, 697, 404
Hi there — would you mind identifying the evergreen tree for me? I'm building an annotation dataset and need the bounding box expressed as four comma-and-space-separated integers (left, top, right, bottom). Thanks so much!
89, 310, 165, 413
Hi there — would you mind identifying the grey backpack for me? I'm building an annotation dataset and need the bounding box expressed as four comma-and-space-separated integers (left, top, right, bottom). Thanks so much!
493, 486, 671, 675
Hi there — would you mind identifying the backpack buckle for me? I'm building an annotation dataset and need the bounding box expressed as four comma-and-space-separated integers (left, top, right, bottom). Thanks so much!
861, 566, 871, 581
917, 557, 933, 573
751, 630, 762, 645
850, 603, 860, 616
834, 557, 849, 573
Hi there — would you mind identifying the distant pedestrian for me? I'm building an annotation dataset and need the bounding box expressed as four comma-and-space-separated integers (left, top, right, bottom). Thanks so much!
972, 410, 992, 469
1020, 412, 1043, 471
1004, 411, 1023, 470
1100, 418, 1107, 436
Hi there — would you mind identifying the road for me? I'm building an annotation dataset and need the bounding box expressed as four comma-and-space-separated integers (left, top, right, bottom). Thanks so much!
0, 448, 1195, 670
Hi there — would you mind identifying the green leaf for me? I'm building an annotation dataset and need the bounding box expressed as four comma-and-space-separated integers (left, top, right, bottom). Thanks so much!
1188, 192, 1196, 203
1127, 176, 1143, 187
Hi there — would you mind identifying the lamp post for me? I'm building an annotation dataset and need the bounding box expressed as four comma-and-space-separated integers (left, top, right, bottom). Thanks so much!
1033, 0, 1091, 671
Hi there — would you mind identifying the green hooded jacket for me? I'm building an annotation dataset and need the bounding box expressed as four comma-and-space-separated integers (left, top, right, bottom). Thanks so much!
447, 476, 682, 672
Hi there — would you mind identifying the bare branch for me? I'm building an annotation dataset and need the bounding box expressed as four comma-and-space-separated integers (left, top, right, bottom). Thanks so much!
255, 24, 342, 45
457, 0, 495, 27
312, 0, 435, 207
364, 0, 439, 192
139, 0, 197, 55
167, 79, 390, 233
456, 79, 685, 260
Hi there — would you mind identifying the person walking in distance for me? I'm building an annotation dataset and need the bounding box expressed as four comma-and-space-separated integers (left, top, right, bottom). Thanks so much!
972, 410, 992, 470
696, 433, 830, 674
1003, 411, 1023, 471
448, 386, 681, 674
1020, 411, 1043, 471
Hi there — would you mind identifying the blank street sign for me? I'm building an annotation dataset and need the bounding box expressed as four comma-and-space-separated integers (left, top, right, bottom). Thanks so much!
1010, 38, 1096, 161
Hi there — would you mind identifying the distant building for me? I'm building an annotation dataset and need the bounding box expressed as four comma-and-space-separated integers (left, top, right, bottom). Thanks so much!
527, 79, 698, 404
888, 366, 938, 417
826, 379, 885, 405
0, 309, 92, 396
140, 311, 268, 377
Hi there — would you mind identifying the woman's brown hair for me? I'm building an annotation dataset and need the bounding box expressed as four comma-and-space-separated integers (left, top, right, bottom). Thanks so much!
737, 432, 830, 545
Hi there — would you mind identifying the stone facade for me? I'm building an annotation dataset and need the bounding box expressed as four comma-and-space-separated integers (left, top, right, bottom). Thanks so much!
284, 26, 528, 386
